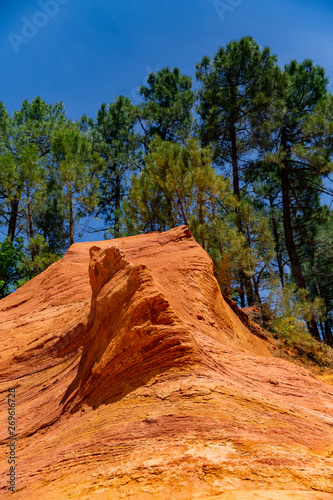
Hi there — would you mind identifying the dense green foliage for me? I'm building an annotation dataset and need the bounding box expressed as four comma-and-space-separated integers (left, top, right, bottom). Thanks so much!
0, 237, 24, 296
0, 37, 332, 346
91, 96, 141, 237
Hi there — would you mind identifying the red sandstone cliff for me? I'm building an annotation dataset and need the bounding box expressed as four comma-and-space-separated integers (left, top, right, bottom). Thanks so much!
0, 226, 332, 499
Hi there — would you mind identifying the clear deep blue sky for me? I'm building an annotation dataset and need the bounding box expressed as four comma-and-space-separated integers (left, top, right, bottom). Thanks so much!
1, 0, 333, 120
0, 0, 332, 243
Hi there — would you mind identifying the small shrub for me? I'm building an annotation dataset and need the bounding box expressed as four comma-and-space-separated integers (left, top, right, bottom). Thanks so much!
272, 316, 333, 368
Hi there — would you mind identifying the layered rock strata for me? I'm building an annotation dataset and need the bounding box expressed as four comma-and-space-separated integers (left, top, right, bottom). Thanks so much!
0, 226, 332, 499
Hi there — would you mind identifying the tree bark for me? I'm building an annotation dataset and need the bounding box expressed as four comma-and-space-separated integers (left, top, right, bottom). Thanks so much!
69, 185, 74, 246
114, 170, 121, 238
280, 129, 321, 341
269, 197, 286, 288
281, 168, 306, 289
231, 125, 240, 199
7, 198, 19, 242
231, 124, 255, 305
27, 188, 36, 259
198, 188, 205, 249
251, 275, 262, 305
325, 319, 332, 346
239, 276, 245, 308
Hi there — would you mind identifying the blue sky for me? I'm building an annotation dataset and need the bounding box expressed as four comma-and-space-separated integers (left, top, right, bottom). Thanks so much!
0, 0, 332, 242
1, 0, 333, 120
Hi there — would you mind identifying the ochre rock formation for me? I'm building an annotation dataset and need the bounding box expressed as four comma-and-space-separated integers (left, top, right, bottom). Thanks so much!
0, 226, 333, 500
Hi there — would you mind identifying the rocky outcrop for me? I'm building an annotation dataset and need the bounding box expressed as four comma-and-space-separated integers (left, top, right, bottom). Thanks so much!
0, 226, 332, 499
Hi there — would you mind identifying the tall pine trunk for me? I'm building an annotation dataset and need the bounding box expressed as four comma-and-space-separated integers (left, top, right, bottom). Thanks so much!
269, 197, 286, 288
251, 275, 262, 305
281, 130, 321, 341
230, 125, 256, 307
7, 198, 20, 242
114, 170, 121, 238
198, 187, 205, 249
324, 319, 332, 346
231, 125, 240, 200
69, 185, 74, 246
26, 187, 36, 259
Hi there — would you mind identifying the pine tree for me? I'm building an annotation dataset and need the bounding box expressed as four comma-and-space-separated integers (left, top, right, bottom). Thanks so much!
138, 67, 195, 145
195, 36, 285, 200
0, 97, 66, 241
195, 36, 286, 305
124, 139, 277, 304
91, 96, 140, 238
51, 122, 101, 246
257, 60, 332, 340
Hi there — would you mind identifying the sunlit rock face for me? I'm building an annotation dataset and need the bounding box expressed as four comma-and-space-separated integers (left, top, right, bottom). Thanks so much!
0, 226, 332, 500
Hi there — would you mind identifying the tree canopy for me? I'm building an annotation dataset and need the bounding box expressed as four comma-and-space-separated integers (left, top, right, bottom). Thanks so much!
0, 37, 332, 345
